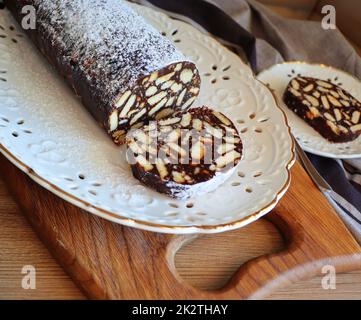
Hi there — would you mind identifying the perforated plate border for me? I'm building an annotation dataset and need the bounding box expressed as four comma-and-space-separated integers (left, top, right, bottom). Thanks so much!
0, 4, 294, 233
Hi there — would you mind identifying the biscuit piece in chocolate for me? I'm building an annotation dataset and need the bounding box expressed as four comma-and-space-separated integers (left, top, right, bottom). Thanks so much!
283, 76, 361, 143
126, 107, 243, 199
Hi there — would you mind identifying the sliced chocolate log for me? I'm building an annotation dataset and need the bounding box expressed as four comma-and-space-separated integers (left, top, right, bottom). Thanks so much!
126, 107, 243, 199
6, 0, 201, 144
283, 76, 361, 143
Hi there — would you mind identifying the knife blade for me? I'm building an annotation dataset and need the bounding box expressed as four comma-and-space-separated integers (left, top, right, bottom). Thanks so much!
294, 139, 332, 193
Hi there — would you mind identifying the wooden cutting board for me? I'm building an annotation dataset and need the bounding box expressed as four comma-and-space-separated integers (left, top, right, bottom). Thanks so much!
1, 153, 361, 299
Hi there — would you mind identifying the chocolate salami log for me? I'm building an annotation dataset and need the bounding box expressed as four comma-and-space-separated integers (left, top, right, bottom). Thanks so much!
284, 76, 361, 143
126, 107, 243, 199
6, 0, 201, 144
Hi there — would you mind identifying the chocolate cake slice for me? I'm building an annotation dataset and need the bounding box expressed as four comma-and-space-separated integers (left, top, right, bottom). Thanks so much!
6, 0, 201, 144
283, 76, 361, 143
126, 107, 243, 199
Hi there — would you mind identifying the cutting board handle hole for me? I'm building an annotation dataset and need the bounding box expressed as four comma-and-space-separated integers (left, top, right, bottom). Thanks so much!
174, 218, 285, 291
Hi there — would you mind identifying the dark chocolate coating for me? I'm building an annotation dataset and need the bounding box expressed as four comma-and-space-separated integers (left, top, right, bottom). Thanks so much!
5, 0, 200, 143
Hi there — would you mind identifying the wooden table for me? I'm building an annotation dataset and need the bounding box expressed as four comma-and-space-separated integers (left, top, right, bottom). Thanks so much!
1, 168, 361, 300
1, 1, 361, 300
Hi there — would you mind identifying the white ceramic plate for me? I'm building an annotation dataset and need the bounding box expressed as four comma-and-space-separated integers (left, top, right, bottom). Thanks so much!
0, 4, 294, 234
258, 62, 361, 159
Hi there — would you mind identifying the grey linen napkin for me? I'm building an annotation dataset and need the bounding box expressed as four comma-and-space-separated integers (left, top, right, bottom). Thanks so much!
212, 0, 361, 76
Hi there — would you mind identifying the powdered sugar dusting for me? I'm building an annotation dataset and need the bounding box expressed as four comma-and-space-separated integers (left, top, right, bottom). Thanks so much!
34, 0, 185, 104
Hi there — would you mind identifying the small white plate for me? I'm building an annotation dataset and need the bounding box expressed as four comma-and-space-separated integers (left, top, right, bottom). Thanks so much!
0, 4, 294, 234
258, 62, 361, 159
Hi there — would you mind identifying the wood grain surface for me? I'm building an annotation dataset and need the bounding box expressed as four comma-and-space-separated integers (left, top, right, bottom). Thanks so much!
1, 153, 360, 299
1, 0, 361, 300
1, 172, 361, 300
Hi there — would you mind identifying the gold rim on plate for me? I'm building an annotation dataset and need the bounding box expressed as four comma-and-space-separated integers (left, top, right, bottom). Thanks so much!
0, 7, 296, 233
0, 81, 295, 233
